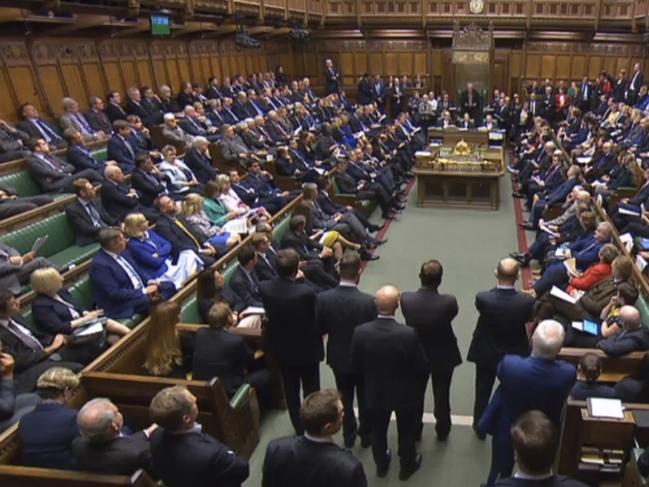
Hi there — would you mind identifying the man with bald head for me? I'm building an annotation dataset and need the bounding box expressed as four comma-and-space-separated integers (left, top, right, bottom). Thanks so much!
351, 285, 428, 481
467, 258, 534, 439
101, 164, 155, 222
598, 305, 649, 357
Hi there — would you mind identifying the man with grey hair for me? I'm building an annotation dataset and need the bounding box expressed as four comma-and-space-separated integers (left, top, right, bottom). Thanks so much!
162, 113, 191, 146
72, 397, 156, 475
478, 319, 576, 485
184, 136, 217, 183
60, 97, 103, 141
598, 305, 649, 357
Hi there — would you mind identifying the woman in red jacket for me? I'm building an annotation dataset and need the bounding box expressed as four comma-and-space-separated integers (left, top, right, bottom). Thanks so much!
567, 243, 618, 295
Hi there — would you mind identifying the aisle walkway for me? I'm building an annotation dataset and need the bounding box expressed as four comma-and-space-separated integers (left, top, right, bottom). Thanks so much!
244, 175, 520, 487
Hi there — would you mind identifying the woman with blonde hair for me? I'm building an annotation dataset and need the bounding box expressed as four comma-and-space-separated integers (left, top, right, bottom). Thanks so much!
181, 193, 241, 252
143, 301, 193, 378
31, 267, 130, 360
124, 213, 202, 289
159, 145, 200, 196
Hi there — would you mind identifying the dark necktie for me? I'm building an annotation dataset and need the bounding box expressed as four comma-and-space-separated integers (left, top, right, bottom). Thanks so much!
35, 119, 61, 143
74, 113, 93, 135
121, 137, 135, 158
43, 154, 65, 173
85, 201, 104, 228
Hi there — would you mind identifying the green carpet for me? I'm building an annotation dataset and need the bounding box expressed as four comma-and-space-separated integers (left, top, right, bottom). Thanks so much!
243, 174, 520, 487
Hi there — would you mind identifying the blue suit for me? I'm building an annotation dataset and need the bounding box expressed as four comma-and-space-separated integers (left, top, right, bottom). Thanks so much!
479, 355, 576, 485
127, 230, 174, 280
89, 249, 151, 319
107, 135, 137, 173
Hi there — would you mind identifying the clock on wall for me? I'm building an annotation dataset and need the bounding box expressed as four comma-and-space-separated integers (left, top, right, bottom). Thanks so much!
469, 0, 485, 14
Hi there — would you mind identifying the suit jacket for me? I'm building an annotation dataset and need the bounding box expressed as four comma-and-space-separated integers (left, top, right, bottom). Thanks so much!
198, 286, 245, 321
545, 177, 579, 207
65, 198, 117, 246
324, 68, 340, 95
192, 327, 254, 394
467, 287, 534, 368
127, 231, 173, 280
26, 154, 75, 193
315, 284, 376, 374
229, 265, 263, 308
0, 243, 24, 294
262, 435, 367, 487
0, 316, 51, 373
17, 119, 64, 146
351, 317, 428, 410
18, 402, 78, 470
67, 144, 105, 172
105, 103, 128, 123
131, 168, 167, 207
598, 327, 649, 357
150, 428, 249, 487
86, 109, 113, 134
260, 277, 323, 367
107, 135, 136, 173
254, 251, 278, 282
154, 214, 201, 257
101, 181, 140, 221
400, 287, 462, 371
72, 431, 152, 475
59, 112, 95, 136
32, 288, 85, 336
280, 229, 320, 261
184, 147, 217, 183
89, 249, 149, 319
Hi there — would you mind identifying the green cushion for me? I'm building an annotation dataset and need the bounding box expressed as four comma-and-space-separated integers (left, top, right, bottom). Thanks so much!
639, 295, 649, 329
119, 314, 144, 330
91, 148, 107, 162
0, 170, 41, 197
181, 298, 201, 324
68, 276, 93, 309
0, 213, 98, 268
273, 215, 291, 243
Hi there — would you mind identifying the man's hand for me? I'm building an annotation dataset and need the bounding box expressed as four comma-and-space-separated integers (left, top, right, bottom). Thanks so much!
144, 284, 159, 295
0, 353, 15, 379
320, 247, 333, 259
8, 256, 22, 266
45, 334, 66, 354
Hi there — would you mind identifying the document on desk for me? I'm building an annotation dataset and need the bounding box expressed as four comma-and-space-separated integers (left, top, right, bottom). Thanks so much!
587, 397, 624, 419
550, 285, 578, 304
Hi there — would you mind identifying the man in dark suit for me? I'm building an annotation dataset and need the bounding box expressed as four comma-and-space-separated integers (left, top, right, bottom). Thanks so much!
230, 245, 264, 309
131, 154, 169, 207
64, 129, 112, 173
494, 411, 588, 487
460, 83, 481, 122
315, 252, 376, 448
0, 351, 40, 431
479, 320, 576, 484
17, 103, 66, 149
252, 232, 279, 281
184, 137, 218, 183
73, 398, 156, 475
0, 183, 53, 221
400, 259, 461, 441
259, 249, 323, 435
324, 59, 340, 96
65, 178, 118, 246
0, 291, 83, 393
598, 305, 649, 356
467, 257, 534, 439
578, 76, 594, 113
150, 385, 249, 487
351, 285, 428, 481
105, 91, 128, 123
262, 389, 367, 487
101, 165, 156, 222
153, 195, 216, 267
86, 96, 113, 134
107, 121, 138, 173
357, 74, 373, 106
627, 62, 644, 105
27, 138, 103, 194
89, 227, 170, 319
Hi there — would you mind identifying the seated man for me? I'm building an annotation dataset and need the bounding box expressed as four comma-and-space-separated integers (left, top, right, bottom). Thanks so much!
494, 411, 588, 487
73, 398, 157, 475
219, 124, 258, 168
178, 105, 220, 143
154, 195, 217, 267
597, 305, 649, 356
230, 245, 264, 309
26, 138, 103, 193
131, 153, 169, 207
85, 96, 113, 135
162, 114, 192, 147
65, 178, 118, 246
0, 350, 40, 431
107, 120, 138, 173
0, 241, 55, 295
184, 136, 218, 184
149, 385, 249, 487
64, 128, 115, 174
89, 227, 174, 319
192, 302, 271, 407
101, 165, 157, 222
0, 183, 53, 219
0, 291, 83, 393
59, 97, 104, 142
0, 119, 30, 162
17, 103, 65, 149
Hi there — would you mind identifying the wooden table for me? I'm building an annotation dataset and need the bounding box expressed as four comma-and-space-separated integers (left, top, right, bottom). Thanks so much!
414, 167, 503, 210
428, 127, 491, 146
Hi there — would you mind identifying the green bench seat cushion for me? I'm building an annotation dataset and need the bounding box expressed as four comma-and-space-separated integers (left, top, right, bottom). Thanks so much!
638, 294, 649, 329
0, 171, 41, 197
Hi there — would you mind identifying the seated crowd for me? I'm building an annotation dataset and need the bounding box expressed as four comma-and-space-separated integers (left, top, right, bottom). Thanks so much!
4, 62, 649, 487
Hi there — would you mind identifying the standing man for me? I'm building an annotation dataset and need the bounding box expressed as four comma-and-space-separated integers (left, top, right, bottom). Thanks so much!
461, 82, 481, 123
260, 249, 322, 435
262, 389, 367, 487
315, 252, 376, 448
467, 257, 534, 439
400, 259, 461, 441
351, 285, 428, 481
627, 62, 644, 105
324, 59, 340, 96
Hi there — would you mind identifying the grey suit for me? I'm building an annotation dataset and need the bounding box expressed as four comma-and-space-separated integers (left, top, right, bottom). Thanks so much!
219, 135, 250, 165
0, 242, 54, 294
162, 125, 190, 146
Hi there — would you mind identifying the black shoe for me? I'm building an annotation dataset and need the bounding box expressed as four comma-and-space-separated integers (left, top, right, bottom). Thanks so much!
360, 251, 380, 262
368, 223, 385, 232
372, 238, 387, 247
399, 454, 422, 481
519, 222, 536, 231
473, 424, 486, 440
376, 449, 392, 478
509, 251, 524, 259
365, 241, 378, 249
382, 212, 397, 220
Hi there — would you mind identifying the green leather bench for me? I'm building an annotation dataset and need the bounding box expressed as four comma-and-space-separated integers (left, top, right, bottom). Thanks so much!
0, 148, 107, 198
638, 293, 649, 328
0, 213, 99, 270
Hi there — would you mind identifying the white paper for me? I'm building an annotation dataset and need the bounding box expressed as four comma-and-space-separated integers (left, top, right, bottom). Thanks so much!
588, 397, 624, 419
618, 207, 641, 216
550, 285, 578, 304
74, 321, 104, 337
539, 222, 560, 238
31, 235, 48, 253
619, 233, 634, 253
240, 306, 265, 317
637, 255, 648, 272
221, 219, 248, 235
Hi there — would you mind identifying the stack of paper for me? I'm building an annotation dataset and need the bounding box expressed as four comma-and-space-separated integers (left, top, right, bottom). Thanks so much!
587, 397, 624, 419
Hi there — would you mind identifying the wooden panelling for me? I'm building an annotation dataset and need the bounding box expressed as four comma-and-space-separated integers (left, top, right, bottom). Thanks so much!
555, 55, 571, 79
